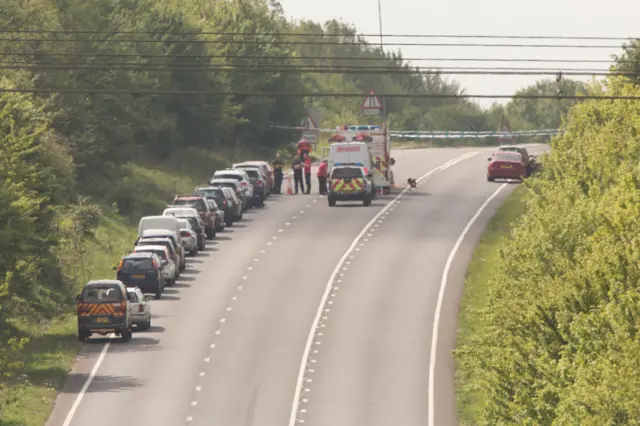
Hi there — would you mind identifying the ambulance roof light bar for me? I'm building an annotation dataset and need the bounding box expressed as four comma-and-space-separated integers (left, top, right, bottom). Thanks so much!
334, 162, 364, 167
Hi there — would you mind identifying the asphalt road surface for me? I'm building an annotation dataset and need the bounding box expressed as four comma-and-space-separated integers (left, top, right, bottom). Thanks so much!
46, 145, 547, 426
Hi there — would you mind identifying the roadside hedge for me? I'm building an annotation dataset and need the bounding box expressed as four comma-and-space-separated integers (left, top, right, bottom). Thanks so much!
456, 77, 640, 424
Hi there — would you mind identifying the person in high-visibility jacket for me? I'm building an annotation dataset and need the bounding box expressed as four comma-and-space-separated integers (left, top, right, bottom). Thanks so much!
317, 159, 328, 195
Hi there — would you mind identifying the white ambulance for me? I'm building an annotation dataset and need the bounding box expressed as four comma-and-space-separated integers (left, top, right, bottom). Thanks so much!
326, 125, 394, 193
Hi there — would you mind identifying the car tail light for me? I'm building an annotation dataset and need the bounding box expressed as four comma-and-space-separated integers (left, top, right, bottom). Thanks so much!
222, 200, 228, 207
256, 180, 263, 187
241, 181, 248, 187
138, 304, 144, 313
181, 230, 192, 237
152, 259, 159, 271
117, 259, 124, 271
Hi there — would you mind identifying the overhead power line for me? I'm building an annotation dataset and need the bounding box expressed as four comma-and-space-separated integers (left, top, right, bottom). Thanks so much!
0, 61, 613, 73
0, 88, 637, 99
0, 52, 635, 63
0, 38, 624, 48
0, 30, 638, 41
0, 63, 628, 76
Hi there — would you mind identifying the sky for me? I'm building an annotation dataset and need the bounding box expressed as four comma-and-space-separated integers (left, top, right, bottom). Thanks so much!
276, 0, 639, 108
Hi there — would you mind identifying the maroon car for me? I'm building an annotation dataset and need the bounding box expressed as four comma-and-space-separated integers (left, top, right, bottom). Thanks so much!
172, 195, 216, 239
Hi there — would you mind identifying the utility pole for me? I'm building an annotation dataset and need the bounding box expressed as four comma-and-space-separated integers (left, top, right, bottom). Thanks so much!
377, 0, 383, 48
377, 0, 386, 126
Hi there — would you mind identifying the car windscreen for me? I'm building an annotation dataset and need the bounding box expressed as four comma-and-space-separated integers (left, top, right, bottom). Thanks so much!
136, 248, 167, 261
138, 239, 175, 255
121, 258, 154, 272
127, 292, 139, 302
244, 169, 260, 179
500, 148, 525, 156
212, 182, 239, 191
81, 284, 123, 303
493, 153, 521, 162
194, 188, 222, 199
184, 217, 202, 231
215, 174, 242, 181
173, 198, 206, 213
331, 168, 363, 179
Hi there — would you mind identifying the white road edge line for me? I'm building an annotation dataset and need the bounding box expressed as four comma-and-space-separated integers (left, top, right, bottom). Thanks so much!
287, 151, 478, 426
427, 182, 508, 426
62, 339, 112, 426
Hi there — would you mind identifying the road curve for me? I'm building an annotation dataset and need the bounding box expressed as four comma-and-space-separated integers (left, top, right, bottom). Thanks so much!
44, 146, 536, 426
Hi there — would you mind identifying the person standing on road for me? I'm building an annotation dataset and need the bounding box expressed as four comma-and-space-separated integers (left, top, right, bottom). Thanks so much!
292, 157, 304, 194
272, 152, 284, 194
317, 159, 328, 195
303, 153, 312, 194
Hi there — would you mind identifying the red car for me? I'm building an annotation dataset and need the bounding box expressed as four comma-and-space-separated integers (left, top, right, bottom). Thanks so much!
487, 152, 525, 182
172, 195, 216, 239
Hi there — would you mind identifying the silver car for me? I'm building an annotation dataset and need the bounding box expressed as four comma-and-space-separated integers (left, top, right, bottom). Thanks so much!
126, 287, 152, 330
176, 218, 198, 256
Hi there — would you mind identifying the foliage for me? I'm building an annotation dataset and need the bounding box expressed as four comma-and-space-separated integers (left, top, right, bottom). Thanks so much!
456, 77, 640, 424
0, 0, 615, 422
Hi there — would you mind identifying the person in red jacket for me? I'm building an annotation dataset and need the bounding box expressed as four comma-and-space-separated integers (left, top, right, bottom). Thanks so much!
303, 154, 312, 194
317, 159, 328, 195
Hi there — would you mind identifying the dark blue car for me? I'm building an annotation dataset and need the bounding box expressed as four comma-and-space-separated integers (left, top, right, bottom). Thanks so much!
114, 252, 164, 299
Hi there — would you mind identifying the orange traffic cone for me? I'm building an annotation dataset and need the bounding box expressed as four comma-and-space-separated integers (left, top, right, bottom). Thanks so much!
286, 175, 293, 195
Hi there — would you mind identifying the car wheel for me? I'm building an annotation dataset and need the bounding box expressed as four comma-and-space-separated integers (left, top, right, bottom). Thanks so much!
328, 196, 336, 207
225, 217, 233, 227
363, 196, 372, 206
147, 317, 151, 329
190, 248, 197, 256
78, 330, 89, 342
487, 176, 495, 182
198, 239, 205, 250
215, 223, 223, 232
121, 328, 132, 342
155, 287, 162, 299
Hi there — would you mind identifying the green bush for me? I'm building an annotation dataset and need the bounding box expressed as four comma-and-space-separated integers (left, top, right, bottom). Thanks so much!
457, 78, 640, 424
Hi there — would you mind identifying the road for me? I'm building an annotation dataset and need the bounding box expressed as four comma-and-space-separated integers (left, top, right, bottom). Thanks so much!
46, 145, 546, 426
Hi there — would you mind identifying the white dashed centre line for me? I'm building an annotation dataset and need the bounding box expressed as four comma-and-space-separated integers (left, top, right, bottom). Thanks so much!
287, 151, 479, 426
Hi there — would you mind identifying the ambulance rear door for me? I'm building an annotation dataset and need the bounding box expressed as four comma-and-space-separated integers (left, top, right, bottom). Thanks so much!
328, 143, 371, 174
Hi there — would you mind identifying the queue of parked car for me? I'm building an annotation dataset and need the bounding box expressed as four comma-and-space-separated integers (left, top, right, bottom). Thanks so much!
75, 161, 275, 342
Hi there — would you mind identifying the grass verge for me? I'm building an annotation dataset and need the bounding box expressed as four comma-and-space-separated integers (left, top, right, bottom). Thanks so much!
0, 159, 211, 426
454, 185, 527, 425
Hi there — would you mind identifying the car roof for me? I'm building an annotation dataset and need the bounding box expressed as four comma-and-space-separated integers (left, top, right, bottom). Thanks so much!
499, 145, 526, 151
143, 229, 174, 235
215, 169, 245, 175
174, 195, 204, 200
210, 178, 240, 184
494, 150, 522, 156
164, 207, 199, 216
123, 251, 155, 258
135, 245, 167, 251
86, 279, 124, 286
195, 186, 223, 191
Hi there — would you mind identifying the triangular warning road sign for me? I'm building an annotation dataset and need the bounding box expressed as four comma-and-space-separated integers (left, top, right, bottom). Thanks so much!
300, 114, 318, 129
361, 90, 382, 109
